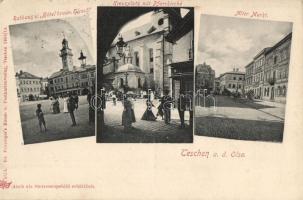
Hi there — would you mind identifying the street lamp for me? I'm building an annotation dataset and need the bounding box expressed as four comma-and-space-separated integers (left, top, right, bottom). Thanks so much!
124, 72, 128, 93
116, 34, 127, 58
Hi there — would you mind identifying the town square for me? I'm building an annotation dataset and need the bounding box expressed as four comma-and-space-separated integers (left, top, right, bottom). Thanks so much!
194, 14, 292, 142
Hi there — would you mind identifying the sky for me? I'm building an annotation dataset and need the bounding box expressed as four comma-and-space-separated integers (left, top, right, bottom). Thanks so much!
197, 15, 292, 77
9, 15, 94, 78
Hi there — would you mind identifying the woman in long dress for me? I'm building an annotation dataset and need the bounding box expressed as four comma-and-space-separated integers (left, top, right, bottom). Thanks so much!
141, 99, 156, 121
122, 96, 136, 131
63, 95, 68, 113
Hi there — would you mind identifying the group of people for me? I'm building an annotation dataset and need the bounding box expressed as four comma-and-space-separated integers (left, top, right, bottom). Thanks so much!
35, 92, 80, 132
121, 90, 193, 131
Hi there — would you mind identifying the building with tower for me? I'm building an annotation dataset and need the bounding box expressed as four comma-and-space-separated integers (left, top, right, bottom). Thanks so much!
102, 9, 189, 96
48, 38, 96, 97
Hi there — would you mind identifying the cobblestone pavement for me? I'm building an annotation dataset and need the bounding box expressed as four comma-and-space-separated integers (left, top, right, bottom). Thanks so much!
104, 99, 191, 131
195, 95, 285, 142
19, 96, 94, 144
101, 99, 193, 143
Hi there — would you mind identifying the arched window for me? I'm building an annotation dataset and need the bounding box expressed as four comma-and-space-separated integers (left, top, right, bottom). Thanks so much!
120, 78, 124, 88
138, 77, 141, 88
277, 86, 281, 96
283, 86, 287, 96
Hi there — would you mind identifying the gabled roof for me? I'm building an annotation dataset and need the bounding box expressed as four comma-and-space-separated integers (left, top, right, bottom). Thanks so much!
15, 71, 41, 79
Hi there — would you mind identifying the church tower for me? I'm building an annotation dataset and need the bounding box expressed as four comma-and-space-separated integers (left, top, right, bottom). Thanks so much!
60, 38, 73, 71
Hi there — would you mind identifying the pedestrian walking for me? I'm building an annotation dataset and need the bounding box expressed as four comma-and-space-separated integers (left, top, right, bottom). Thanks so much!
63, 95, 68, 113
36, 104, 47, 132
177, 90, 186, 128
122, 95, 136, 131
67, 92, 77, 126
161, 90, 172, 124
87, 89, 95, 124
141, 98, 156, 121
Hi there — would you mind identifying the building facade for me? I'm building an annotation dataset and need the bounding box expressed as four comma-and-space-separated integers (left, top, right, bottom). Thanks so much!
165, 9, 194, 102
48, 38, 96, 97
218, 68, 245, 94
244, 61, 254, 93
244, 32, 291, 103
103, 9, 186, 96
15, 71, 42, 101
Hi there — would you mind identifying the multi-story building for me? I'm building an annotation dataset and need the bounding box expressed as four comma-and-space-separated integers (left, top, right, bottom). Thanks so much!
218, 68, 245, 94
251, 47, 271, 98
262, 33, 291, 103
103, 9, 184, 96
15, 71, 42, 101
195, 62, 215, 94
165, 8, 194, 101
244, 61, 254, 93
48, 39, 96, 97
243, 32, 291, 103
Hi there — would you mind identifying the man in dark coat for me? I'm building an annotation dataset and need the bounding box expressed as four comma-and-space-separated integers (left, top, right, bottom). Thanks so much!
68, 92, 77, 126
161, 90, 172, 124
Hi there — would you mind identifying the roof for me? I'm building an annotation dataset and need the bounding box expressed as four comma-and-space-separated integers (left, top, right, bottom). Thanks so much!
15, 71, 41, 79
116, 63, 144, 73
219, 71, 245, 79
254, 47, 271, 59
112, 17, 163, 45
244, 61, 254, 68
265, 32, 292, 55
49, 64, 96, 79
165, 9, 194, 43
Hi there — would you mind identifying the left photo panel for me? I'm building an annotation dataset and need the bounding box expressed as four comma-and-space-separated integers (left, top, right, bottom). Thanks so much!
9, 16, 96, 145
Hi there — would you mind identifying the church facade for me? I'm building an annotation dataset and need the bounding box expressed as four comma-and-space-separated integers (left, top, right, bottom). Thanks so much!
48, 38, 96, 97
103, 9, 185, 96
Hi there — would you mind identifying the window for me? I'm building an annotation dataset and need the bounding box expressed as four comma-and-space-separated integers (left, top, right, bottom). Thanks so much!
274, 56, 277, 64
232, 84, 235, 88
149, 48, 153, 62
233, 77, 236, 80
228, 84, 231, 88
158, 18, 164, 25
134, 51, 139, 66
120, 78, 124, 87
138, 78, 141, 88
81, 73, 88, 79
239, 77, 242, 80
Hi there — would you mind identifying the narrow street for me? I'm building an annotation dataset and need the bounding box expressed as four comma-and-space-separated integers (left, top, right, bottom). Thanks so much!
195, 95, 285, 142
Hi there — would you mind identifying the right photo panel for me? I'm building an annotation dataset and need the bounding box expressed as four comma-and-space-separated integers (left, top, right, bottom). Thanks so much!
195, 14, 293, 142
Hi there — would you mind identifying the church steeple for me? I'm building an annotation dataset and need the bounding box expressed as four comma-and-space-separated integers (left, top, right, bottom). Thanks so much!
60, 37, 73, 71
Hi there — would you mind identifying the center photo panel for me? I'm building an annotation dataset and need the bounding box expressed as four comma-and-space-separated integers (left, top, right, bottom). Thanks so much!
96, 7, 194, 143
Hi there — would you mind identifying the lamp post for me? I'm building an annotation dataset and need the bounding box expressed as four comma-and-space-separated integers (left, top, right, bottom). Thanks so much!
124, 72, 128, 93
